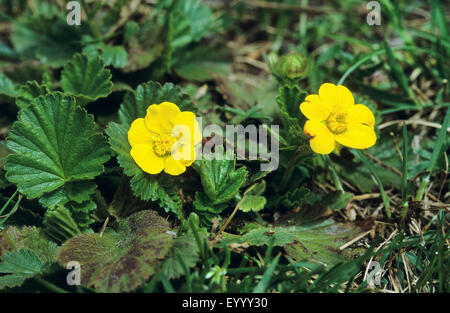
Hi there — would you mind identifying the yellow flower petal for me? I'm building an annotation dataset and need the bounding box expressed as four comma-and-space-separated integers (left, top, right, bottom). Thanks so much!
130, 144, 165, 174
128, 118, 156, 147
172, 141, 196, 165
304, 120, 336, 154
299, 94, 330, 121
347, 104, 375, 127
145, 102, 181, 134
164, 156, 186, 175
336, 124, 376, 149
172, 111, 202, 145
319, 83, 354, 113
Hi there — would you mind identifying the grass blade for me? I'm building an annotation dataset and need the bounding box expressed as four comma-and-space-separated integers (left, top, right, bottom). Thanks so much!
253, 254, 280, 293
353, 150, 391, 218
401, 123, 409, 223
416, 104, 450, 200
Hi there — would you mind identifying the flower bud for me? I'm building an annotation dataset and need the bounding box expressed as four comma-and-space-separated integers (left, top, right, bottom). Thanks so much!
269, 51, 313, 85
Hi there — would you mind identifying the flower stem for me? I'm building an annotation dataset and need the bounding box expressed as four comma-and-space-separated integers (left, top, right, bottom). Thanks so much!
415, 175, 430, 201
323, 155, 344, 192
279, 145, 304, 190
215, 197, 245, 239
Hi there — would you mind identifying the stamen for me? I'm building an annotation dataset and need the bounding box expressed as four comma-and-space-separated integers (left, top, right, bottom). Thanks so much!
326, 113, 347, 134
153, 134, 176, 156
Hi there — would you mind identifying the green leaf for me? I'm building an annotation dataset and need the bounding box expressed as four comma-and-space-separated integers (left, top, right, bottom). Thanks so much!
238, 195, 266, 213
15, 81, 50, 109
160, 233, 200, 280
0, 249, 45, 290
130, 173, 183, 219
276, 85, 307, 145
223, 219, 361, 266
83, 43, 128, 68
277, 85, 306, 124
253, 254, 280, 293
11, 17, 82, 66
38, 182, 97, 208
170, 0, 214, 47
146, 11, 174, 79
321, 191, 353, 211
67, 200, 98, 229
238, 180, 268, 213
267, 187, 310, 210
175, 60, 230, 82
431, 0, 448, 37
383, 41, 413, 99
0, 72, 17, 97
108, 177, 151, 219
193, 191, 227, 214
123, 21, 139, 44
61, 53, 113, 104
5, 93, 110, 210
195, 157, 248, 205
101, 45, 128, 68
42, 205, 82, 244
283, 220, 362, 266
56, 210, 174, 292
122, 34, 164, 73
192, 191, 226, 226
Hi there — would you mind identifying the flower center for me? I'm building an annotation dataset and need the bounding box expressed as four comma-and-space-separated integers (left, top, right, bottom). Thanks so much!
153, 134, 176, 157
326, 113, 347, 134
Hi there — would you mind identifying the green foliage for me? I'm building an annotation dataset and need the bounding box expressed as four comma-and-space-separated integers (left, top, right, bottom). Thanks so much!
5, 93, 110, 227
108, 177, 150, 219
192, 156, 248, 225
225, 227, 297, 247
276, 85, 307, 146
195, 157, 248, 205
61, 54, 113, 105
238, 195, 266, 213
175, 59, 230, 82
160, 233, 200, 280
267, 187, 310, 210
170, 0, 215, 47
82, 42, 128, 68
193, 191, 227, 214
0, 249, 46, 290
0, 226, 58, 263
383, 41, 414, 100
42, 205, 81, 244
0, 72, 18, 97
321, 191, 353, 211
283, 221, 361, 266
15, 81, 50, 109
224, 219, 361, 266
0, 0, 447, 294
238, 180, 267, 213
56, 210, 174, 292
11, 17, 83, 66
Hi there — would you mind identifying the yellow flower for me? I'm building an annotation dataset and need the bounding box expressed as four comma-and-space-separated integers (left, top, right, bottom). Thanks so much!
128, 102, 202, 176
299, 83, 376, 154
